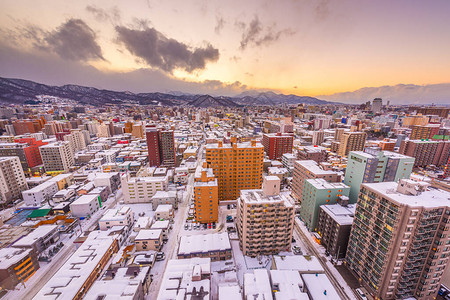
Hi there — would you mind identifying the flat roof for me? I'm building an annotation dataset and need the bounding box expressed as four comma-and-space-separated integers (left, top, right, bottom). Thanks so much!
320, 204, 356, 225
71, 194, 99, 205
178, 233, 231, 255
363, 182, 450, 208
0, 247, 32, 269
244, 269, 273, 300
305, 178, 349, 190
302, 273, 340, 300
240, 189, 294, 207
12, 225, 58, 247
135, 229, 162, 240
273, 255, 324, 273
295, 160, 338, 176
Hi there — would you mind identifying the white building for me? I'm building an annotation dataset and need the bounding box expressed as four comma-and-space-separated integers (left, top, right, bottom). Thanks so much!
244, 269, 273, 300
97, 123, 111, 138
157, 258, 211, 300
22, 180, 59, 206
70, 194, 101, 218
0, 156, 28, 205
154, 204, 174, 222
121, 173, 168, 204
99, 206, 135, 230
39, 141, 74, 172
151, 190, 177, 210
134, 217, 152, 232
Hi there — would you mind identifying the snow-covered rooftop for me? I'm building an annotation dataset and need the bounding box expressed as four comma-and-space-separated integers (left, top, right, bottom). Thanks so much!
178, 233, 231, 255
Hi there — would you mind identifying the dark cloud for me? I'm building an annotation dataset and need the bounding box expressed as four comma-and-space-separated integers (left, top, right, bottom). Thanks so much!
214, 16, 225, 34
86, 5, 121, 23
0, 19, 105, 62
44, 19, 104, 61
115, 24, 219, 73
0, 41, 246, 96
238, 16, 295, 50
293, 86, 298, 89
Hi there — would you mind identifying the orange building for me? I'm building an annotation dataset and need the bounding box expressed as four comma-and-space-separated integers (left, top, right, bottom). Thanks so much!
193, 162, 218, 223
124, 121, 133, 133
205, 137, 264, 201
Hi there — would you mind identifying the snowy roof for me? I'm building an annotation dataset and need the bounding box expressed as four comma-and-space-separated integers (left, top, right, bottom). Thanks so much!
320, 204, 356, 225
157, 258, 211, 300
273, 255, 324, 273
33, 231, 118, 300
134, 217, 152, 229
99, 207, 132, 222
240, 189, 293, 207
363, 182, 450, 208
71, 194, 99, 205
12, 225, 58, 247
295, 160, 337, 176
135, 229, 162, 240
301, 273, 341, 300
218, 285, 242, 300
244, 269, 273, 300
270, 270, 308, 300
83, 266, 150, 300
152, 190, 177, 199
155, 204, 173, 212
151, 220, 170, 229
178, 233, 231, 255
0, 247, 33, 269
305, 178, 349, 190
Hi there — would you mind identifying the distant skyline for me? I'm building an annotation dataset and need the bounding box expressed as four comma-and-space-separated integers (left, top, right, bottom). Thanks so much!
1, 0, 450, 103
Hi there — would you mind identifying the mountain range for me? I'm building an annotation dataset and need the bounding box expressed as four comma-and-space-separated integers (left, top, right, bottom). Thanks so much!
0, 77, 335, 107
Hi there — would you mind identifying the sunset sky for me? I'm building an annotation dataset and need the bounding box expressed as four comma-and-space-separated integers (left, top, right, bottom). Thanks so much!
1, 0, 449, 102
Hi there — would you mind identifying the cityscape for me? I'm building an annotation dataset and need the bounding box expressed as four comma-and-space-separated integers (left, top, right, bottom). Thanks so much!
0, 1, 450, 300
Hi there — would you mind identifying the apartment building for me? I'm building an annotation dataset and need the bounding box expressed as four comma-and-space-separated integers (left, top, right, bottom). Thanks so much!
300, 179, 350, 231
337, 131, 367, 157
236, 176, 295, 257
399, 140, 450, 167
121, 173, 168, 204
131, 123, 144, 139
70, 194, 102, 218
262, 132, 294, 160
0, 247, 39, 289
346, 180, 450, 300
99, 206, 135, 230
0, 138, 47, 170
193, 162, 218, 224
297, 145, 328, 163
39, 141, 74, 172
291, 160, 341, 204
205, 137, 264, 201
312, 130, 325, 145
281, 153, 296, 176
410, 124, 440, 140
0, 156, 28, 206
135, 229, 163, 251
344, 149, 415, 203
34, 230, 119, 300
178, 232, 232, 261
317, 200, 355, 259
145, 129, 176, 167
22, 180, 58, 206
63, 129, 87, 152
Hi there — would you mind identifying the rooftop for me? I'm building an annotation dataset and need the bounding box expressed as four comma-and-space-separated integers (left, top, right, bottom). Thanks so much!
135, 229, 162, 240
240, 189, 294, 207
320, 203, 356, 225
295, 160, 337, 176
178, 233, 231, 255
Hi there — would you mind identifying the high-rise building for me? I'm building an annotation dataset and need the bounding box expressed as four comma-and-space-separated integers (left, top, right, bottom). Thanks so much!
145, 129, 176, 167
96, 123, 111, 137
337, 131, 367, 157
0, 138, 47, 170
372, 98, 382, 113
262, 133, 294, 160
39, 141, 74, 172
159, 130, 176, 167
236, 176, 295, 257
312, 130, 325, 146
299, 178, 350, 230
131, 123, 144, 139
146, 128, 161, 167
193, 162, 218, 224
346, 180, 450, 300
205, 137, 264, 201
399, 140, 450, 167
344, 150, 415, 203
291, 160, 341, 204
402, 115, 429, 127
412, 107, 450, 118
0, 157, 28, 206
317, 199, 355, 259
63, 129, 87, 153
410, 124, 440, 140
334, 128, 345, 141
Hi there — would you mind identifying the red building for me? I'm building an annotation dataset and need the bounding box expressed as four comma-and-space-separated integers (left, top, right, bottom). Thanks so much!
12, 119, 45, 135
262, 132, 294, 160
146, 128, 162, 166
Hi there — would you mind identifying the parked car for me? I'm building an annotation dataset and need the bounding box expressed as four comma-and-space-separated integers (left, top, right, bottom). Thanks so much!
226, 216, 233, 223
184, 224, 189, 230
156, 252, 165, 261
355, 288, 368, 300
292, 246, 302, 255
208, 223, 212, 229
212, 223, 216, 229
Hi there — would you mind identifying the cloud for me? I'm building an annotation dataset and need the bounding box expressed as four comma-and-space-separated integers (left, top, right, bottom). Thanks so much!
86, 5, 121, 24
315, 0, 330, 20
237, 16, 295, 50
214, 16, 225, 34
0, 41, 243, 96
318, 83, 450, 105
115, 24, 219, 73
43, 19, 105, 62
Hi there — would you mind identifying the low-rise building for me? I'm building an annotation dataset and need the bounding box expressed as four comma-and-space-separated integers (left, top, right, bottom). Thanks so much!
0, 247, 39, 289
70, 194, 101, 218
154, 204, 174, 222
151, 190, 177, 210
11, 225, 59, 254
121, 173, 168, 204
22, 180, 59, 207
151, 220, 171, 240
135, 229, 163, 251
178, 232, 232, 261
99, 206, 134, 231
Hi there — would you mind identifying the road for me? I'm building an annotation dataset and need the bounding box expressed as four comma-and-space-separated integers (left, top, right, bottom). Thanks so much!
294, 220, 353, 300
146, 172, 194, 299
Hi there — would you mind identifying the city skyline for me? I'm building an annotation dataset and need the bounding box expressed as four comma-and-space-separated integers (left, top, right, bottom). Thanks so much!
1, 0, 450, 103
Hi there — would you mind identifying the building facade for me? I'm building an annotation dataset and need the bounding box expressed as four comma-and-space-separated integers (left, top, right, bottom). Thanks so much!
346, 180, 450, 299
0, 156, 28, 206
193, 163, 218, 224
337, 131, 367, 157
39, 141, 74, 172
262, 133, 294, 160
